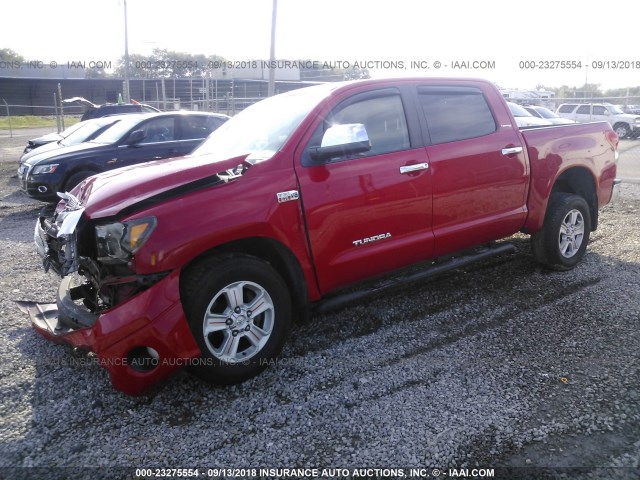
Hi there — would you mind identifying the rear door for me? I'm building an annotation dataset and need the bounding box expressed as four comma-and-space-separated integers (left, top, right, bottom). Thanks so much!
295, 87, 434, 293
417, 85, 529, 256
557, 104, 578, 121
574, 104, 593, 123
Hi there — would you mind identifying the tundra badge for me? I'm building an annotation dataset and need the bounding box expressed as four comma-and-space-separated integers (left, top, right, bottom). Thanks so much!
277, 190, 300, 203
352, 233, 392, 246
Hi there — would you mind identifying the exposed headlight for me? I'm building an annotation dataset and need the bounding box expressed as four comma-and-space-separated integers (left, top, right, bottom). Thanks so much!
95, 217, 156, 261
32, 164, 59, 175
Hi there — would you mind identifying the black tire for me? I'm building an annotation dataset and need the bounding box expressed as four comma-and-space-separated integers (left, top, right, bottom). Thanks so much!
531, 193, 591, 271
181, 254, 292, 385
614, 123, 630, 139
64, 171, 95, 193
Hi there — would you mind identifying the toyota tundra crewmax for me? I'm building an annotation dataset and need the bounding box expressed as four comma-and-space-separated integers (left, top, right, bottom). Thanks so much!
22, 78, 621, 394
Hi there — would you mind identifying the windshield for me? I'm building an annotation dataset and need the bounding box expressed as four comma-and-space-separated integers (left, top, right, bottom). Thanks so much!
508, 102, 533, 117
193, 85, 333, 162
533, 107, 558, 119
60, 118, 122, 146
59, 121, 87, 138
608, 104, 624, 114
92, 116, 144, 144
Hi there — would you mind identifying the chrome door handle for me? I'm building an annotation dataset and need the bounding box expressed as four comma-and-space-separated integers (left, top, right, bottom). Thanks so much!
400, 163, 429, 174
501, 146, 523, 156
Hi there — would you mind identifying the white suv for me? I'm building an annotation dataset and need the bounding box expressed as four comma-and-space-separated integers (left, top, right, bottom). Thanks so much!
556, 103, 640, 138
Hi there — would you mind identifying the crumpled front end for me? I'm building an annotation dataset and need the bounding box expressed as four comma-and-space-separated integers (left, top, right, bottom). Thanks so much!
24, 193, 201, 395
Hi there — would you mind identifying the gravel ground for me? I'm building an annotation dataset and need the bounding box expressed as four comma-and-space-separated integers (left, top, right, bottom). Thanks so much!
0, 131, 639, 480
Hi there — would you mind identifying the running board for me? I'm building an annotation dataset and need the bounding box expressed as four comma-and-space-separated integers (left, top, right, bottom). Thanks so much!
313, 243, 516, 315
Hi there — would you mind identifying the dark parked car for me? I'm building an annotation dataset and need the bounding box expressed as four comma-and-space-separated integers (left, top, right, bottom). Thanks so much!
23, 121, 88, 155
20, 116, 127, 161
18, 111, 229, 201
62, 97, 160, 121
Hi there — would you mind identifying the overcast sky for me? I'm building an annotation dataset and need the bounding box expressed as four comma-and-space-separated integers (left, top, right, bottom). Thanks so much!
2, 0, 638, 90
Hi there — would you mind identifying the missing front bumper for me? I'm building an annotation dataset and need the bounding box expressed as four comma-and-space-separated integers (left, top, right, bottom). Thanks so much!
17, 270, 201, 395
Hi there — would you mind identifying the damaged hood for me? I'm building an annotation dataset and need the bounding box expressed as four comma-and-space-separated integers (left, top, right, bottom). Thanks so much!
62, 97, 99, 109
73, 153, 249, 219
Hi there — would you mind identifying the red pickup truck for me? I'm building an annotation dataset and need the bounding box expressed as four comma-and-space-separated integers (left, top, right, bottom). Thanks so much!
25, 78, 620, 394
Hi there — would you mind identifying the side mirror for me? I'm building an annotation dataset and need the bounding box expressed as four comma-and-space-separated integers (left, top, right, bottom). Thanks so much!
309, 123, 371, 161
126, 129, 146, 146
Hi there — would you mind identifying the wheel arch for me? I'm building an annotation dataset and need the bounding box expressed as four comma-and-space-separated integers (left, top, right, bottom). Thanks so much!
63, 165, 102, 191
549, 166, 599, 231
179, 237, 311, 323
612, 121, 630, 129
612, 122, 630, 137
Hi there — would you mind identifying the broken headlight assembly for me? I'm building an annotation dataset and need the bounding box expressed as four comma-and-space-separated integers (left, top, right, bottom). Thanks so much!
95, 217, 156, 262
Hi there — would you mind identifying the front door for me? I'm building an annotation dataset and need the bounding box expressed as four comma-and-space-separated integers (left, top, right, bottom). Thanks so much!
295, 88, 434, 294
111, 116, 181, 169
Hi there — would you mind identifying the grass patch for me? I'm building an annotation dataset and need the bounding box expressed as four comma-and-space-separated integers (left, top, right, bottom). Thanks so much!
0, 115, 81, 130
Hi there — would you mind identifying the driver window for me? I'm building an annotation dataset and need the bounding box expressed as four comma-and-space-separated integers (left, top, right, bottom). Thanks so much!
330, 94, 410, 157
138, 117, 176, 144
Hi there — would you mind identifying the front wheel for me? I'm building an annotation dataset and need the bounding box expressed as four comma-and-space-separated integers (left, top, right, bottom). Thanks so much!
614, 123, 630, 139
64, 170, 95, 193
531, 193, 591, 271
182, 254, 292, 385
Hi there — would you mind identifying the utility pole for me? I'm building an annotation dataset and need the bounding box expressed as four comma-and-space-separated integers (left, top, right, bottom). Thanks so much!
123, 0, 131, 102
267, 0, 277, 97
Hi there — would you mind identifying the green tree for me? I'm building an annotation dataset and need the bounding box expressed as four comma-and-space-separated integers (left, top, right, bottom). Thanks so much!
114, 49, 227, 78
298, 59, 370, 81
0, 48, 25, 63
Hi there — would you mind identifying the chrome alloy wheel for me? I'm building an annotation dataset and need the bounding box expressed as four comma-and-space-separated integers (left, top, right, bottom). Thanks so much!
202, 281, 274, 363
558, 209, 585, 258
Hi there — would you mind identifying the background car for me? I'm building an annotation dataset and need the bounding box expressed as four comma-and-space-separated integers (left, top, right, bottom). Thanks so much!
20, 115, 128, 163
556, 103, 640, 138
22, 121, 88, 155
18, 111, 229, 201
62, 97, 160, 121
507, 102, 553, 127
522, 105, 576, 124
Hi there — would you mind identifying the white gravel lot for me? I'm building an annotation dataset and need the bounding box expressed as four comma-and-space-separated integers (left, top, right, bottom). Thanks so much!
0, 131, 639, 480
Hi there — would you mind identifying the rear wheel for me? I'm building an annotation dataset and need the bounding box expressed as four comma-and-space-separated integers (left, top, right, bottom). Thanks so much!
531, 193, 591, 271
182, 254, 292, 385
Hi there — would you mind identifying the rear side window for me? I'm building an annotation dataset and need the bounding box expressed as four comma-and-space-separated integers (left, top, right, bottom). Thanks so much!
558, 104, 577, 113
418, 88, 496, 144
576, 105, 590, 114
